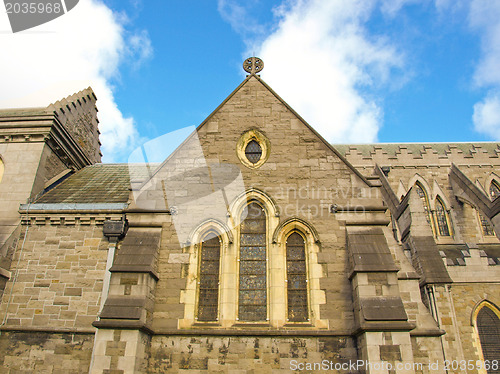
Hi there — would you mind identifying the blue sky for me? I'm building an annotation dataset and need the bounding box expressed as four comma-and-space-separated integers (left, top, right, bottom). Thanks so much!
1, 0, 500, 162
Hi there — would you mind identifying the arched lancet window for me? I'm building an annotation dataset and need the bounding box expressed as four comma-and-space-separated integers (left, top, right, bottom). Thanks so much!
238, 201, 267, 321
476, 305, 500, 373
435, 198, 450, 236
286, 232, 308, 322
479, 212, 495, 236
414, 183, 433, 226
490, 180, 500, 201
196, 233, 221, 322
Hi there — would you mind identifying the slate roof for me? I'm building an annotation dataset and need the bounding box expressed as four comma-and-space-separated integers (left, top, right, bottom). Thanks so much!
333, 142, 500, 157
35, 164, 158, 204
33, 143, 500, 204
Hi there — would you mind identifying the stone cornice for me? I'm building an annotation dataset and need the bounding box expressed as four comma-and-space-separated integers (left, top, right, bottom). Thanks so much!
0, 110, 92, 170
450, 163, 500, 219
20, 213, 124, 226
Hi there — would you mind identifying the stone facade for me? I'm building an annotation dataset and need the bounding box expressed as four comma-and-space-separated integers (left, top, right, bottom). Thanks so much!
0, 63, 499, 373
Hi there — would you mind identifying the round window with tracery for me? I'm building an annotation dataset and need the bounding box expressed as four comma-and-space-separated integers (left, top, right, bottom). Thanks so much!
236, 129, 270, 169
245, 140, 262, 164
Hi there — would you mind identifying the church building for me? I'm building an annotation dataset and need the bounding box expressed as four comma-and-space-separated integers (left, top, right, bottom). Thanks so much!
0, 58, 499, 373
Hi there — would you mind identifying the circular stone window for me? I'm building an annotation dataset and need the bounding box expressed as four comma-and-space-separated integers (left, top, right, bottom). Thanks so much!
237, 130, 270, 169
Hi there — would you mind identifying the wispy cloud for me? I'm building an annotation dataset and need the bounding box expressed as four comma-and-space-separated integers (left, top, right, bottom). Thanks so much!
252, 0, 404, 143
217, 0, 268, 50
380, 0, 421, 17
468, 0, 500, 139
0, 0, 153, 162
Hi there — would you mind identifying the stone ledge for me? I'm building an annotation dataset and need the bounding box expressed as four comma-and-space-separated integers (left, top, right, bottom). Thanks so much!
108, 265, 159, 281
0, 325, 95, 334
92, 319, 154, 335
410, 328, 446, 337
0, 266, 11, 279
152, 328, 352, 337
352, 321, 416, 336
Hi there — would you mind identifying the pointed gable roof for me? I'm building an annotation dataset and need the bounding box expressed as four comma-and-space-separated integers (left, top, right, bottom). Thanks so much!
194, 74, 374, 186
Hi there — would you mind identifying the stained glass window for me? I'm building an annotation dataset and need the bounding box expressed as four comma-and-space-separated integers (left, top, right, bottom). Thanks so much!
479, 213, 495, 236
286, 232, 308, 322
415, 183, 432, 225
197, 234, 220, 321
245, 140, 262, 164
435, 198, 450, 236
490, 181, 500, 200
477, 306, 500, 374
239, 202, 267, 321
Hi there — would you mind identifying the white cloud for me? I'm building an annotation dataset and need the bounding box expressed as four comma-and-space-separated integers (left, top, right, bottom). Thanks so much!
0, 0, 152, 162
255, 0, 404, 143
217, 0, 268, 51
467, 0, 500, 139
380, 0, 421, 17
473, 92, 500, 139
469, 0, 500, 88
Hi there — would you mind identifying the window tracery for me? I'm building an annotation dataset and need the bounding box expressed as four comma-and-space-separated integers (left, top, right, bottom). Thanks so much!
183, 190, 325, 329
479, 213, 495, 236
435, 198, 450, 236
490, 180, 500, 200
238, 202, 267, 321
286, 232, 308, 322
197, 233, 221, 322
475, 303, 500, 374
414, 183, 433, 227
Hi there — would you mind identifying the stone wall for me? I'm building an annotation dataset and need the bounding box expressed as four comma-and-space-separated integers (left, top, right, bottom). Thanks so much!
41, 146, 69, 186
140, 76, 386, 332
48, 88, 101, 164
0, 331, 94, 373
148, 335, 357, 373
0, 141, 45, 246
0, 222, 108, 330
341, 145, 500, 245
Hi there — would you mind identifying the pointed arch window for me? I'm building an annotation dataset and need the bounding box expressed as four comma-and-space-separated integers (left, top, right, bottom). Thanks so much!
286, 232, 308, 322
479, 213, 495, 236
414, 183, 432, 226
490, 180, 500, 201
238, 202, 267, 321
197, 233, 221, 322
476, 305, 500, 373
435, 198, 450, 236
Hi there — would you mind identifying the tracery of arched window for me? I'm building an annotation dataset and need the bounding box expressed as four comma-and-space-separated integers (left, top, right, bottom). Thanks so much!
286, 232, 308, 322
479, 213, 495, 236
196, 233, 221, 322
238, 201, 267, 321
414, 183, 432, 226
435, 198, 450, 236
490, 180, 500, 201
476, 305, 500, 374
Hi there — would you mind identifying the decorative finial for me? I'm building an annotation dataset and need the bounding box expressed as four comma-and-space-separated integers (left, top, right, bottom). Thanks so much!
243, 57, 264, 75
